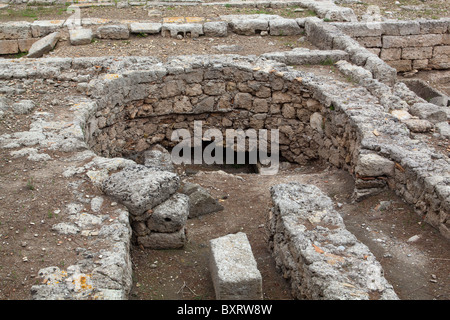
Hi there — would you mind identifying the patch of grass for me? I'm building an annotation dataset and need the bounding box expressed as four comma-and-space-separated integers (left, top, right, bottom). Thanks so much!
244, 8, 272, 15
26, 178, 35, 191
320, 58, 336, 66
4, 4, 70, 20
13, 52, 28, 58
224, 3, 232, 8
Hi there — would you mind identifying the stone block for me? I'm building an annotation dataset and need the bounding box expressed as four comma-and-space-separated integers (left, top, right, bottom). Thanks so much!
412, 59, 429, 70
429, 56, 450, 69
305, 19, 340, 49
234, 92, 253, 110
404, 119, 434, 133
381, 21, 420, 36
410, 102, 447, 123
31, 20, 64, 38
357, 36, 382, 48
146, 193, 189, 233
443, 34, 450, 45
129, 22, 162, 34
382, 34, 443, 48
69, 28, 93, 46
18, 38, 38, 52
380, 48, 401, 61
203, 21, 228, 37
402, 47, 433, 60
181, 182, 224, 218
229, 19, 268, 36
333, 22, 383, 37
209, 232, 262, 300
269, 18, 302, 36
364, 56, 398, 84
97, 24, 130, 40
0, 21, 31, 40
433, 45, 450, 57
418, 19, 448, 34
0, 39, 18, 54
143, 145, 175, 172
355, 153, 395, 177
102, 164, 180, 216
27, 32, 60, 58
161, 23, 203, 38
137, 227, 186, 249
386, 59, 412, 72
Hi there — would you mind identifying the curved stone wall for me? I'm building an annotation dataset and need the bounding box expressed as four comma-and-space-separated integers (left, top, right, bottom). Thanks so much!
85, 55, 361, 170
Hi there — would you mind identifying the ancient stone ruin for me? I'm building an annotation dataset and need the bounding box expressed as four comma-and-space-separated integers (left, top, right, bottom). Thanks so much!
0, 0, 448, 301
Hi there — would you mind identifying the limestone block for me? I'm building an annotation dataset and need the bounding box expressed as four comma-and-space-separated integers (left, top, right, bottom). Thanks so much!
234, 92, 253, 110
382, 34, 443, 48
409, 102, 447, 123
102, 164, 180, 215
269, 18, 302, 36
229, 19, 268, 36
333, 22, 383, 37
386, 59, 412, 72
357, 36, 382, 48
27, 32, 60, 58
429, 56, 450, 69
146, 193, 189, 233
433, 45, 450, 57
418, 19, 448, 34
69, 28, 93, 46
18, 38, 38, 52
161, 23, 203, 38
404, 119, 434, 133
0, 21, 31, 40
181, 182, 224, 218
209, 232, 262, 300
143, 146, 175, 172
381, 21, 420, 36
380, 48, 401, 61
0, 39, 18, 54
355, 153, 395, 177
412, 59, 429, 70
203, 21, 228, 37
31, 20, 64, 38
129, 22, 162, 34
97, 24, 130, 40
402, 47, 433, 60
137, 227, 186, 249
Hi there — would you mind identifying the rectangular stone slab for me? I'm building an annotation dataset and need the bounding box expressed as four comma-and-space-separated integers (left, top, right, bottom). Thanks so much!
209, 232, 262, 300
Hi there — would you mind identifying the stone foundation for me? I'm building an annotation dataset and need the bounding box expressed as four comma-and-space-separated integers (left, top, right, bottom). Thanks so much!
268, 183, 398, 300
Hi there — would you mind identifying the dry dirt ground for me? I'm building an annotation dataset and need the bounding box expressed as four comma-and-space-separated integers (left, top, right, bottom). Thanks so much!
0, 4, 318, 23
341, 0, 449, 20
0, 3, 449, 301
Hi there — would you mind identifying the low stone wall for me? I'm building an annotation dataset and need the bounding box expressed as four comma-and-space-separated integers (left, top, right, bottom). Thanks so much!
0, 6, 357, 55
332, 19, 450, 72
268, 182, 398, 300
